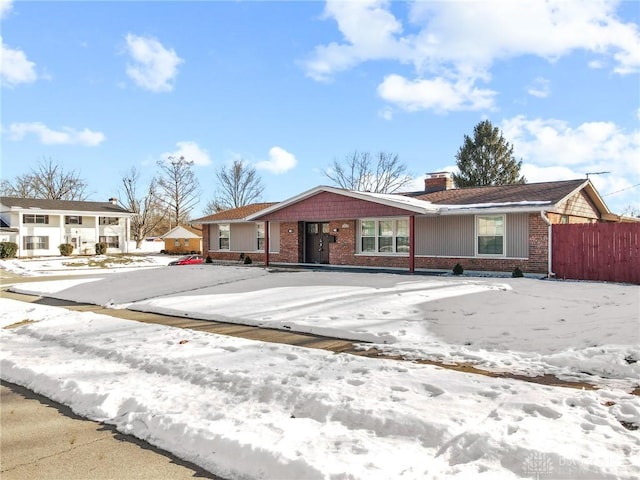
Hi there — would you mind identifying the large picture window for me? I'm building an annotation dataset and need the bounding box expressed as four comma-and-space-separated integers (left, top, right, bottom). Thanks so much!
23, 214, 49, 224
477, 215, 505, 255
360, 219, 409, 254
219, 224, 230, 250
24, 236, 49, 250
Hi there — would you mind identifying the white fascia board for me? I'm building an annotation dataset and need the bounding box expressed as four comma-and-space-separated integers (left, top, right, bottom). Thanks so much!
198, 219, 259, 225
7, 206, 132, 216
433, 201, 551, 216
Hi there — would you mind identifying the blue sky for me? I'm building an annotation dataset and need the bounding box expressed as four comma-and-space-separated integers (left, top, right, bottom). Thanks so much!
1, 0, 639, 217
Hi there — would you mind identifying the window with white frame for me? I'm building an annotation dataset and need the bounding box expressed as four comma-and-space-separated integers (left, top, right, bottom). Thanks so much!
257, 223, 264, 251
99, 217, 119, 225
360, 219, 409, 254
219, 224, 230, 250
476, 215, 505, 255
23, 236, 49, 250
65, 215, 83, 225
23, 214, 49, 224
99, 236, 119, 248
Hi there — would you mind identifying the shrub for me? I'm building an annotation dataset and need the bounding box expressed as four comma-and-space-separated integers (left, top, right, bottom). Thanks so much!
205, 255, 213, 264
512, 266, 524, 278
0, 242, 18, 258
58, 243, 74, 256
243, 255, 252, 265
452, 263, 464, 275
95, 242, 108, 255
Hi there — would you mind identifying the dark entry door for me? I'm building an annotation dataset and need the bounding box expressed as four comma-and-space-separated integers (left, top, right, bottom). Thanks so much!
305, 222, 330, 264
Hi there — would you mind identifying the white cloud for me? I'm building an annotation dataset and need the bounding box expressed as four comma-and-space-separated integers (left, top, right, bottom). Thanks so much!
7, 122, 105, 146
255, 146, 297, 174
502, 116, 639, 173
161, 141, 211, 166
124, 34, 183, 93
0, 0, 13, 20
303, 0, 412, 82
377, 74, 496, 113
304, 0, 640, 113
0, 38, 37, 87
526, 77, 551, 98
501, 115, 640, 213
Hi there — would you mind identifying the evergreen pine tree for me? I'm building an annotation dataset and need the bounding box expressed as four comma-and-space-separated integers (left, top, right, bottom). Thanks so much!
452, 120, 526, 187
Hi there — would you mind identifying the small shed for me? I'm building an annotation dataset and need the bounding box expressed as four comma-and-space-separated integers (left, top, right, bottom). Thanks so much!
161, 225, 202, 254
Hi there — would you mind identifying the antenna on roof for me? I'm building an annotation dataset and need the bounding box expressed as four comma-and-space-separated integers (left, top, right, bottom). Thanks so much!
585, 171, 610, 179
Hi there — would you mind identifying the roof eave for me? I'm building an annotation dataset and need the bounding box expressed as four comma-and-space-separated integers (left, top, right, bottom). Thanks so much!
434, 204, 550, 216
247, 186, 434, 220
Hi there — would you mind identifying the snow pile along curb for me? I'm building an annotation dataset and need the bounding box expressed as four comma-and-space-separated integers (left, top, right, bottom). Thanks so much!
1, 299, 639, 479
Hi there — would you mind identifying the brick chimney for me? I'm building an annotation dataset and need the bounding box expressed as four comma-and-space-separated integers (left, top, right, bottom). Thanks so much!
108, 197, 118, 205
424, 172, 453, 193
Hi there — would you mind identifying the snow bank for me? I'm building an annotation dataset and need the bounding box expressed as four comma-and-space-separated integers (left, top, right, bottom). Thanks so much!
1, 299, 638, 479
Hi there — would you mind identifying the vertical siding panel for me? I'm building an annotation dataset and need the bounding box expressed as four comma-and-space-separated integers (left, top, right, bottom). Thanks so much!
210, 225, 219, 251
269, 222, 280, 253
415, 216, 474, 256
506, 213, 528, 258
231, 223, 256, 252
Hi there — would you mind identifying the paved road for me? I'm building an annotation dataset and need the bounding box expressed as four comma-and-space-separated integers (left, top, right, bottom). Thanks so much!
1, 380, 220, 480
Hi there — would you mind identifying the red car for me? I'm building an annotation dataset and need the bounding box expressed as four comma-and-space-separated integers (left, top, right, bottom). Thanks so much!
168, 254, 204, 266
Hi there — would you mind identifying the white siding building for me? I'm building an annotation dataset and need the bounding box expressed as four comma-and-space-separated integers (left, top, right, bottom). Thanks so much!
0, 197, 133, 257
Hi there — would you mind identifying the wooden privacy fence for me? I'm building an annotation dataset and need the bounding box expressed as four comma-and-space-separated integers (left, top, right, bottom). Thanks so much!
552, 223, 640, 284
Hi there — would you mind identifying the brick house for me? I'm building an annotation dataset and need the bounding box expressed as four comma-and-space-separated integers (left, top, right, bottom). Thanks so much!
193, 203, 279, 262
161, 225, 203, 254
194, 174, 632, 275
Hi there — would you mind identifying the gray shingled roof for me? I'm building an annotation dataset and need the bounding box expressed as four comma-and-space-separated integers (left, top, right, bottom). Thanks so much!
405, 179, 587, 205
0, 196, 132, 214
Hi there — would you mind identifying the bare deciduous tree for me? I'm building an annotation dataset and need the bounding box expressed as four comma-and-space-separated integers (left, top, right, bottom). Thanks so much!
202, 198, 225, 216
1, 158, 89, 200
156, 156, 200, 226
214, 159, 264, 210
324, 151, 413, 193
119, 167, 167, 248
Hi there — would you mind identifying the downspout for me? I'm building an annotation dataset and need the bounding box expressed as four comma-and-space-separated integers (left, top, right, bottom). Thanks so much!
540, 211, 555, 278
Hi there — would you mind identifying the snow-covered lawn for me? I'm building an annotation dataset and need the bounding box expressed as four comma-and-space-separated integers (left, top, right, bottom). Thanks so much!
7, 264, 640, 390
0, 253, 173, 277
1, 259, 639, 479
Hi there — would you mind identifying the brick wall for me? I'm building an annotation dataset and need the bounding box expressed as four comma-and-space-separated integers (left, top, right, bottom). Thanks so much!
258, 191, 413, 222
269, 222, 302, 263
204, 213, 550, 275
202, 225, 210, 252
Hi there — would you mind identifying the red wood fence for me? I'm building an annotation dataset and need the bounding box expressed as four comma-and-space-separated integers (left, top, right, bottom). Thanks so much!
552, 223, 640, 284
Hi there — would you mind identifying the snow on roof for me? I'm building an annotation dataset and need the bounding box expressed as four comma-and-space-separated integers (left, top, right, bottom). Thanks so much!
438, 200, 553, 211
353, 190, 439, 213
